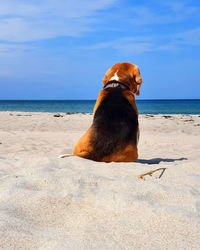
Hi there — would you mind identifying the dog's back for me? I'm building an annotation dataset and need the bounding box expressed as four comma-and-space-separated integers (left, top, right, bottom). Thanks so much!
89, 88, 138, 161
72, 62, 142, 162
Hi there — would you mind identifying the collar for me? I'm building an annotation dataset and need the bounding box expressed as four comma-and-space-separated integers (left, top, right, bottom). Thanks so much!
103, 82, 130, 90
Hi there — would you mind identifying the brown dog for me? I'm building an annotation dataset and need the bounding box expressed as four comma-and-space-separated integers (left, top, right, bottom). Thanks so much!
60, 63, 142, 162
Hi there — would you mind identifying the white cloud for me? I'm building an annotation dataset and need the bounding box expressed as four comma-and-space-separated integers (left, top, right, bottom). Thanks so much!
128, 2, 198, 25
89, 37, 154, 54
129, 7, 174, 25
0, 43, 34, 57
0, 0, 199, 57
89, 27, 200, 55
89, 36, 168, 55
164, 1, 198, 15
174, 28, 200, 46
0, 0, 115, 42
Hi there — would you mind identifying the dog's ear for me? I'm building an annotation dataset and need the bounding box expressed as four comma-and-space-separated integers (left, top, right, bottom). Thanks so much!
102, 68, 112, 85
133, 66, 142, 96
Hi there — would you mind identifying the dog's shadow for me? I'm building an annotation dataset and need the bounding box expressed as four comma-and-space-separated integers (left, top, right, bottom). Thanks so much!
137, 157, 187, 165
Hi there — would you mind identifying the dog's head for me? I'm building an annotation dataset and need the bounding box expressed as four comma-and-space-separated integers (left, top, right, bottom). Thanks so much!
102, 63, 142, 95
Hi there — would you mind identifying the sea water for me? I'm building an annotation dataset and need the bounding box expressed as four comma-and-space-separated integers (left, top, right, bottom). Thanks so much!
0, 99, 200, 114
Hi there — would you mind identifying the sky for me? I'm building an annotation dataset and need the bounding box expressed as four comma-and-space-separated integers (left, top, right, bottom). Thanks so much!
0, 0, 200, 100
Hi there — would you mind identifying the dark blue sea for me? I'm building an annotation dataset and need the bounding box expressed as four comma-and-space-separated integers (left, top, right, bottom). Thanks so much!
0, 99, 200, 114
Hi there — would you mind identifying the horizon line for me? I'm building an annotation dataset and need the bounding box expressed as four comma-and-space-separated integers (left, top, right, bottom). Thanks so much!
0, 98, 200, 101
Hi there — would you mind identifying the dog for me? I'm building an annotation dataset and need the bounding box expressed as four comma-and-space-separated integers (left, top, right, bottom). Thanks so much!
60, 62, 142, 162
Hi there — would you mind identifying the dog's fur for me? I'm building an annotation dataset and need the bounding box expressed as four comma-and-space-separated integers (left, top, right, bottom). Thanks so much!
70, 63, 142, 162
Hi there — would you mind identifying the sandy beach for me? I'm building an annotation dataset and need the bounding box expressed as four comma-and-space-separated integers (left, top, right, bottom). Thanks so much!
0, 111, 200, 249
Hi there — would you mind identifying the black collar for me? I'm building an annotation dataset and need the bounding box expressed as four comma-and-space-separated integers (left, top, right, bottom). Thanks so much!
103, 82, 130, 90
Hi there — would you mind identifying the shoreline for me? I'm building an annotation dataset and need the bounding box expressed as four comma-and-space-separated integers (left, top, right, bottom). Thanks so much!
1, 111, 200, 115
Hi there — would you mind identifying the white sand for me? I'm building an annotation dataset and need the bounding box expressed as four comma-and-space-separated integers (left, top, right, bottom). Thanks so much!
0, 111, 200, 249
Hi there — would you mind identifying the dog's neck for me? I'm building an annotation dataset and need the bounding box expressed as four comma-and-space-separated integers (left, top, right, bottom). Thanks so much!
103, 82, 130, 90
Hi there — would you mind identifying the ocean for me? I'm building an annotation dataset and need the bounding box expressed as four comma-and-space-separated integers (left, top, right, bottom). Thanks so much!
0, 99, 200, 114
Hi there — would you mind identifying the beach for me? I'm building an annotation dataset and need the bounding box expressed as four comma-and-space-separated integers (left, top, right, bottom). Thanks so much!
0, 111, 200, 249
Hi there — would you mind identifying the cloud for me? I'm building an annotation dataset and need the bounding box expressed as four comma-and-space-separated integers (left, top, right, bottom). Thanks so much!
129, 7, 175, 25
0, 0, 115, 42
174, 28, 200, 46
0, 0, 199, 58
128, 2, 198, 25
89, 37, 154, 54
89, 27, 200, 55
89, 36, 172, 55
164, 1, 198, 15
0, 43, 34, 57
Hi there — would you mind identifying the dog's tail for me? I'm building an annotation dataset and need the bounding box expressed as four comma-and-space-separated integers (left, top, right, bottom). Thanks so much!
58, 154, 74, 159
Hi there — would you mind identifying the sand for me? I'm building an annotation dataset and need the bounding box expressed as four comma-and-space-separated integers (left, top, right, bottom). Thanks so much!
0, 111, 200, 249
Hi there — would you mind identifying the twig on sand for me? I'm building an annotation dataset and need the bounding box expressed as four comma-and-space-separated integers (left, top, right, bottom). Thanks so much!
138, 168, 167, 180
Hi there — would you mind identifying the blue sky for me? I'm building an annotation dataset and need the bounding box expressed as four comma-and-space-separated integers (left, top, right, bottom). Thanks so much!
0, 0, 200, 100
